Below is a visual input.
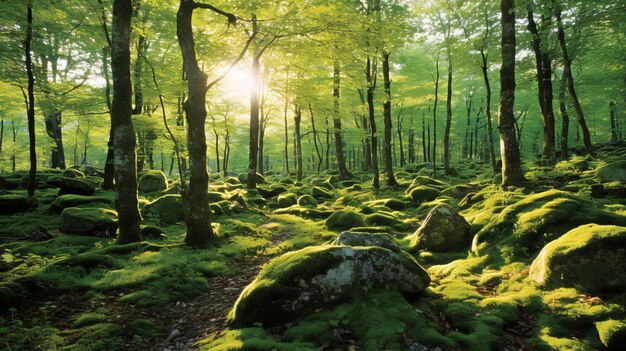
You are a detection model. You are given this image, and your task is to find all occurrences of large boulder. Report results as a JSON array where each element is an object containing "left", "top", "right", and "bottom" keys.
[
  {"left": 47, "top": 176, "right": 96, "bottom": 196},
  {"left": 407, "top": 204, "right": 470, "bottom": 252},
  {"left": 58, "top": 207, "right": 118, "bottom": 236},
  {"left": 325, "top": 209, "right": 366, "bottom": 231},
  {"left": 596, "top": 161, "right": 626, "bottom": 183},
  {"left": 407, "top": 186, "right": 441, "bottom": 203},
  {"left": 529, "top": 224, "right": 626, "bottom": 293},
  {"left": 228, "top": 245, "right": 430, "bottom": 327},
  {"left": 297, "top": 194, "right": 318, "bottom": 207},
  {"left": 277, "top": 193, "right": 297, "bottom": 208},
  {"left": 138, "top": 170, "right": 167, "bottom": 194},
  {"left": 50, "top": 194, "right": 113, "bottom": 212},
  {"left": 0, "top": 194, "right": 33, "bottom": 215},
  {"left": 332, "top": 231, "right": 400, "bottom": 252},
  {"left": 141, "top": 194, "right": 185, "bottom": 225}
]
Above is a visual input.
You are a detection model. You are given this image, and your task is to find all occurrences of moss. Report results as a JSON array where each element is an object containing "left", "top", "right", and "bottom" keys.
[
  {"left": 0, "top": 194, "right": 34, "bottom": 214},
  {"left": 62, "top": 322, "right": 123, "bottom": 351},
  {"left": 311, "top": 186, "right": 333, "bottom": 199},
  {"left": 51, "top": 194, "right": 113, "bottom": 212},
  {"left": 364, "top": 212, "right": 404, "bottom": 228},
  {"left": 277, "top": 193, "right": 298, "bottom": 208},
  {"left": 432, "top": 281, "right": 483, "bottom": 302},
  {"left": 297, "top": 194, "right": 318, "bottom": 207},
  {"left": 62, "top": 168, "right": 85, "bottom": 179},
  {"left": 58, "top": 207, "right": 118, "bottom": 236},
  {"left": 71, "top": 312, "right": 107, "bottom": 328},
  {"left": 407, "top": 186, "right": 441, "bottom": 203},
  {"left": 596, "top": 160, "right": 626, "bottom": 183},
  {"left": 127, "top": 318, "right": 159, "bottom": 337},
  {"left": 197, "top": 327, "right": 316, "bottom": 351},
  {"left": 141, "top": 194, "right": 185, "bottom": 225},
  {"left": 138, "top": 170, "right": 167, "bottom": 194},
  {"left": 596, "top": 319, "right": 626, "bottom": 349},
  {"left": 324, "top": 209, "right": 366, "bottom": 231}
]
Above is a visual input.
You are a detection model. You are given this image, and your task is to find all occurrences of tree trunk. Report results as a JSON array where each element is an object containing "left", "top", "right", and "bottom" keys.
[
  {"left": 24, "top": 3, "right": 36, "bottom": 197},
  {"left": 527, "top": 9, "right": 556, "bottom": 166},
  {"left": 366, "top": 57, "right": 379, "bottom": 189},
  {"left": 102, "top": 46, "right": 115, "bottom": 190},
  {"left": 555, "top": 6, "right": 596, "bottom": 157},
  {"left": 443, "top": 55, "right": 453, "bottom": 175},
  {"left": 132, "top": 34, "right": 147, "bottom": 115},
  {"left": 333, "top": 60, "right": 351, "bottom": 179},
  {"left": 176, "top": 0, "right": 217, "bottom": 247},
  {"left": 111, "top": 0, "right": 141, "bottom": 244},
  {"left": 247, "top": 53, "right": 261, "bottom": 189},
  {"left": 294, "top": 104, "right": 303, "bottom": 181},
  {"left": 558, "top": 70, "right": 569, "bottom": 159},
  {"left": 480, "top": 49, "right": 497, "bottom": 173},
  {"left": 283, "top": 73, "right": 290, "bottom": 174},
  {"left": 610, "top": 101, "right": 618, "bottom": 143},
  {"left": 381, "top": 51, "right": 397, "bottom": 187},
  {"left": 498, "top": 0, "right": 524, "bottom": 186},
  {"left": 309, "top": 103, "right": 323, "bottom": 173},
  {"left": 432, "top": 56, "right": 440, "bottom": 179},
  {"left": 211, "top": 117, "right": 220, "bottom": 173},
  {"left": 397, "top": 108, "right": 405, "bottom": 166}
]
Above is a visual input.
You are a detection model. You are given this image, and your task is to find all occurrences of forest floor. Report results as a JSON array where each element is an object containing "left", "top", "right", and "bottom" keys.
[{"left": 1, "top": 143, "right": 626, "bottom": 351}]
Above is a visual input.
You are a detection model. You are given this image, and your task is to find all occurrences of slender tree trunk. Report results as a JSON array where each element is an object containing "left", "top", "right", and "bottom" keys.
[
  {"left": 558, "top": 70, "right": 569, "bottom": 159},
  {"left": 555, "top": 6, "right": 596, "bottom": 157},
  {"left": 294, "top": 104, "right": 303, "bottom": 181},
  {"left": 247, "top": 53, "right": 261, "bottom": 188},
  {"left": 432, "top": 56, "right": 440, "bottom": 179},
  {"left": 498, "top": 0, "right": 524, "bottom": 186},
  {"left": 309, "top": 103, "right": 323, "bottom": 173},
  {"left": 24, "top": 3, "right": 36, "bottom": 197},
  {"left": 102, "top": 46, "right": 115, "bottom": 190},
  {"left": 366, "top": 57, "right": 380, "bottom": 189},
  {"left": 408, "top": 115, "right": 414, "bottom": 164},
  {"left": 381, "top": 51, "right": 397, "bottom": 187},
  {"left": 325, "top": 114, "right": 331, "bottom": 171},
  {"left": 212, "top": 117, "right": 220, "bottom": 173},
  {"left": 397, "top": 109, "right": 405, "bottom": 166},
  {"left": 0, "top": 117, "right": 4, "bottom": 155},
  {"left": 480, "top": 49, "right": 497, "bottom": 173},
  {"left": 444, "top": 54, "right": 453, "bottom": 175},
  {"left": 132, "top": 34, "right": 146, "bottom": 115},
  {"left": 333, "top": 60, "right": 351, "bottom": 179},
  {"left": 422, "top": 112, "right": 427, "bottom": 162},
  {"left": 610, "top": 101, "right": 618, "bottom": 143},
  {"left": 111, "top": 0, "right": 141, "bottom": 243},
  {"left": 283, "top": 72, "right": 290, "bottom": 174},
  {"left": 11, "top": 120, "right": 17, "bottom": 174},
  {"left": 176, "top": 0, "right": 218, "bottom": 247}
]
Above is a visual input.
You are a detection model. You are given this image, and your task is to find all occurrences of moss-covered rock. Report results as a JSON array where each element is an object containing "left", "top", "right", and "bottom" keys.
[
  {"left": 297, "top": 194, "right": 318, "bottom": 207},
  {"left": 46, "top": 176, "right": 96, "bottom": 196},
  {"left": 140, "top": 225, "right": 166, "bottom": 239},
  {"left": 596, "top": 161, "right": 626, "bottom": 183},
  {"left": 207, "top": 191, "right": 228, "bottom": 203},
  {"left": 596, "top": 319, "right": 626, "bottom": 350},
  {"left": 62, "top": 168, "right": 85, "bottom": 179},
  {"left": 441, "top": 184, "right": 476, "bottom": 200},
  {"left": 277, "top": 193, "right": 298, "bottom": 208},
  {"left": 138, "top": 170, "right": 167, "bottom": 194},
  {"left": 0, "top": 194, "right": 33, "bottom": 215},
  {"left": 58, "top": 207, "right": 118, "bottom": 236},
  {"left": 529, "top": 224, "right": 626, "bottom": 293},
  {"left": 311, "top": 186, "right": 333, "bottom": 199},
  {"left": 50, "top": 194, "right": 113, "bottom": 212},
  {"left": 258, "top": 185, "right": 288, "bottom": 199},
  {"left": 364, "top": 212, "right": 405, "bottom": 228},
  {"left": 238, "top": 172, "right": 267, "bottom": 184},
  {"left": 332, "top": 231, "right": 400, "bottom": 252},
  {"left": 228, "top": 245, "right": 430, "bottom": 327},
  {"left": 325, "top": 209, "right": 366, "bottom": 231},
  {"left": 407, "top": 186, "right": 441, "bottom": 203},
  {"left": 407, "top": 204, "right": 470, "bottom": 252},
  {"left": 141, "top": 194, "right": 185, "bottom": 225}
]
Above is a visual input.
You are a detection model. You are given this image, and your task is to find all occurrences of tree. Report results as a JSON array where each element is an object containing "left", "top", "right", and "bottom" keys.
[
  {"left": 24, "top": 1, "right": 36, "bottom": 197},
  {"left": 111, "top": 0, "right": 141, "bottom": 244},
  {"left": 333, "top": 59, "right": 352, "bottom": 180},
  {"left": 498, "top": 0, "right": 524, "bottom": 186},
  {"left": 381, "top": 50, "right": 398, "bottom": 186}
]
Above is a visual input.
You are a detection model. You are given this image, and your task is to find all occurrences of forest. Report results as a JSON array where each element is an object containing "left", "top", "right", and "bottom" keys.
[{"left": 0, "top": 0, "right": 625, "bottom": 350}]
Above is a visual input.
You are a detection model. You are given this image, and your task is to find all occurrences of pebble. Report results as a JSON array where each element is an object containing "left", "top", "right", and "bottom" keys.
[{"left": 165, "top": 329, "right": 181, "bottom": 343}]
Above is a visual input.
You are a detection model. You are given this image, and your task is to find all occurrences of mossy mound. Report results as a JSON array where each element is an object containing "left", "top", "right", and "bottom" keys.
[
  {"left": 58, "top": 207, "right": 118, "bottom": 236},
  {"left": 258, "top": 185, "right": 288, "bottom": 199},
  {"left": 325, "top": 209, "right": 366, "bottom": 231},
  {"left": 297, "top": 194, "right": 318, "bottom": 207},
  {"left": 529, "top": 224, "right": 626, "bottom": 293},
  {"left": 332, "top": 231, "right": 400, "bottom": 252},
  {"left": 277, "top": 193, "right": 297, "bottom": 208},
  {"left": 138, "top": 170, "right": 167, "bottom": 194},
  {"left": 50, "top": 194, "right": 113, "bottom": 212},
  {"left": 408, "top": 204, "right": 470, "bottom": 252},
  {"left": 596, "top": 160, "right": 626, "bottom": 183},
  {"left": 228, "top": 245, "right": 430, "bottom": 327},
  {"left": 62, "top": 168, "right": 85, "bottom": 179},
  {"left": 364, "top": 212, "right": 405, "bottom": 229},
  {"left": 407, "top": 176, "right": 448, "bottom": 190},
  {"left": 46, "top": 176, "right": 96, "bottom": 196},
  {"left": 441, "top": 184, "right": 477, "bottom": 200},
  {"left": 237, "top": 172, "right": 267, "bottom": 184},
  {"left": 596, "top": 319, "right": 626, "bottom": 350},
  {"left": 311, "top": 186, "right": 333, "bottom": 199},
  {"left": 140, "top": 225, "right": 166, "bottom": 239},
  {"left": 141, "top": 194, "right": 185, "bottom": 225},
  {"left": 273, "top": 205, "right": 332, "bottom": 219},
  {"left": 207, "top": 191, "right": 228, "bottom": 203},
  {"left": 407, "top": 186, "right": 441, "bottom": 203},
  {"left": 0, "top": 194, "right": 34, "bottom": 215}
]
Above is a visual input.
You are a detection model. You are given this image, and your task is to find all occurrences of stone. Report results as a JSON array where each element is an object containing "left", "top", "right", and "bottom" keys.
[
  {"left": 332, "top": 231, "right": 400, "bottom": 252},
  {"left": 141, "top": 194, "right": 185, "bottom": 225},
  {"left": 277, "top": 193, "right": 297, "bottom": 208},
  {"left": 596, "top": 161, "right": 626, "bottom": 183},
  {"left": 408, "top": 204, "right": 470, "bottom": 252},
  {"left": 0, "top": 194, "right": 33, "bottom": 215},
  {"left": 257, "top": 185, "right": 288, "bottom": 199},
  {"left": 325, "top": 209, "right": 366, "bottom": 231},
  {"left": 58, "top": 207, "right": 118, "bottom": 236},
  {"left": 311, "top": 186, "right": 333, "bottom": 199},
  {"left": 138, "top": 170, "right": 168, "bottom": 194},
  {"left": 228, "top": 245, "right": 430, "bottom": 327},
  {"left": 407, "top": 186, "right": 441, "bottom": 203},
  {"left": 47, "top": 176, "right": 96, "bottom": 196},
  {"left": 297, "top": 194, "right": 318, "bottom": 207},
  {"left": 141, "top": 225, "right": 166, "bottom": 239},
  {"left": 50, "top": 194, "right": 113, "bottom": 212},
  {"left": 62, "top": 168, "right": 85, "bottom": 179},
  {"left": 529, "top": 224, "right": 626, "bottom": 293}
]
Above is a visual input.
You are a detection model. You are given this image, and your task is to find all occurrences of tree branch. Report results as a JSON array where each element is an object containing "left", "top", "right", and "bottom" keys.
[{"left": 193, "top": 2, "right": 237, "bottom": 26}]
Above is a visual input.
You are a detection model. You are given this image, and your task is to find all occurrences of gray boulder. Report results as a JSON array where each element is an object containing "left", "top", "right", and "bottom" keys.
[
  {"left": 333, "top": 231, "right": 400, "bottom": 252},
  {"left": 407, "top": 204, "right": 470, "bottom": 252},
  {"left": 228, "top": 245, "right": 430, "bottom": 327},
  {"left": 529, "top": 224, "right": 626, "bottom": 293}
]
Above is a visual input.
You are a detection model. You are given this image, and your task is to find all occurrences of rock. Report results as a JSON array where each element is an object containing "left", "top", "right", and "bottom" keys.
[
  {"left": 62, "top": 168, "right": 85, "bottom": 179},
  {"left": 297, "top": 194, "right": 318, "bottom": 207},
  {"left": 257, "top": 185, "right": 287, "bottom": 199},
  {"left": 596, "top": 161, "right": 626, "bottom": 183},
  {"left": 364, "top": 212, "right": 405, "bottom": 229},
  {"left": 441, "top": 184, "right": 475, "bottom": 200},
  {"left": 325, "top": 209, "right": 366, "bottom": 231},
  {"left": 383, "top": 198, "right": 406, "bottom": 210},
  {"left": 311, "top": 186, "right": 333, "bottom": 199},
  {"left": 58, "top": 207, "right": 118, "bottom": 236},
  {"left": 333, "top": 231, "right": 400, "bottom": 252},
  {"left": 596, "top": 319, "right": 626, "bottom": 350},
  {"left": 277, "top": 193, "right": 297, "bottom": 208},
  {"left": 407, "top": 186, "right": 441, "bottom": 203},
  {"left": 84, "top": 166, "right": 103, "bottom": 177},
  {"left": 237, "top": 172, "right": 267, "bottom": 184},
  {"left": 408, "top": 204, "right": 470, "bottom": 252},
  {"left": 138, "top": 170, "right": 167, "bottom": 194},
  {"left": 228, "top": 245, "right": 430, "bottom": 327},
  {"left": 141, "top": 225, "right": 166, "bottom": 239},
  {"left": 207, "top": 191, "right": 228, "bottom": 203},
  {"left": 50, "top": 194, "right": 113, "bottom": 212},
  {"left": 0, "top": 194, "right": 33, "bottom": 215},
  {"left": 165, "top": 329, "right": 181, "bottom": 343},
  {"left": 141, "top": 195, "right": 185, "bottom": 225},
  {"left": 591, "top": 184, "right": 605, "bottom": 198},
  {"left": 529, "top": 224, "right": 626, "bottom": 293},
  {"left": 47, "top": 176, "right": 96, "bottom": 196},
  {"left": 0, "top": 176, "right": 20, "bottom": 190}
]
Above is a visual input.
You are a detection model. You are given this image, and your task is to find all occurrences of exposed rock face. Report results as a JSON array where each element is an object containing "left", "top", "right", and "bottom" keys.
[
  {"left": 141, "top": 194, "right": 185, "bottom": 225},
  {"left": 228, "top": 245, "right": 430, "bottom": 327},
  {"left": 333, "top": 231, "right": 400, "bottom": 252},
  {"left": 529, "top": 224, "right": 626, "bottom": 293},
  {"left": 408, "top": 204, "right": 470, "bottom": 252},
  {"left": 138, "top": 170, "right": 167, "bottom": 194},
  {"left": 47, "top": 176, "right": 96, "bottom": 196},
  {"left": 58, "top": 207, "right": 118, "bottom": 236}
]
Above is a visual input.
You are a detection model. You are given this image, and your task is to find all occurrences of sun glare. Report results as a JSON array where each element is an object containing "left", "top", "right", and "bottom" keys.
[{"left": 219, "top": 64, "right": 255, "bottom": 104}]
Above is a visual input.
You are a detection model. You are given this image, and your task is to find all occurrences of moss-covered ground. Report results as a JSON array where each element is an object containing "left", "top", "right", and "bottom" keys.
[{"left": 1, "top": 144, "right": 626, "bottom": 350}]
